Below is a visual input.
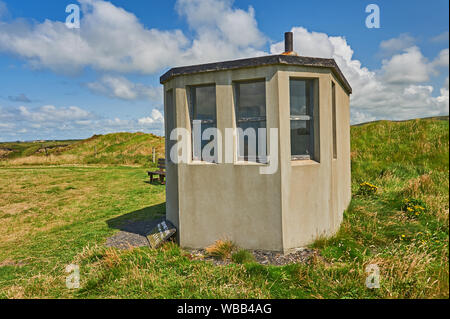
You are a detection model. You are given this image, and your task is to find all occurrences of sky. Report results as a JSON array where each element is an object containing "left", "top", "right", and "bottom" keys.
[{"left": 0, "top": 0, "right": 448, "bottom": 141}]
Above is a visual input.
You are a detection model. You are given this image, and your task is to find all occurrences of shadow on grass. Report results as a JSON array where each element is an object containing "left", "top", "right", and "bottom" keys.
[
  {"left": 143, "top": 180, "right": 165, "bottom": 185},
  {"left": 106, "top": 202, "right": 166, "bottom": 236}
]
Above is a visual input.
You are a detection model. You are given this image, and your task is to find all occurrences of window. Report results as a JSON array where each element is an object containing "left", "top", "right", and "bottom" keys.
[
  {"left": 235, "top": 80, "right": 267, "bottom": 162},
  {"left": 289, "top": 79, "right": 316, "bottom": 160},
  {"left": 332, "top": 82, "right": 337, "bottom": 159},
  {"left": 165, "top": 89, "right": 176, "bottom": 163},
  {"left": 189, "top": 85, "right": 217, "bottom": 162}
]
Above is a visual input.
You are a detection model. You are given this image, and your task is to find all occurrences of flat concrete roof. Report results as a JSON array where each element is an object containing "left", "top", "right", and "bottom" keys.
[{"left": 160, "top": 54, "right": 352, "bottom": 94}]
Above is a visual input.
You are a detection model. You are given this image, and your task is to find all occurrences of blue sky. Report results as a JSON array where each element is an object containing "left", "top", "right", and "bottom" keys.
[{"left": 0, "top": 0, "right": 448, "bottom": 141}]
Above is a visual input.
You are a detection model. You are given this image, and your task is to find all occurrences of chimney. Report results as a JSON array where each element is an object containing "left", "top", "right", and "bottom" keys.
[{"left": 282, "top": 32, "right": 298, "bottom": 56}]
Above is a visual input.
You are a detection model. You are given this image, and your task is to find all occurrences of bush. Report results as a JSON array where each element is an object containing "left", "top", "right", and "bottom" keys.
[
  {"left": 205, "top": 240, "right": 236, "bottom": 260},
  {"left": 402, "top": 198, "right": 427, "bottom": 218},
  {"left": 358, "top": 182, "right": 378, "bottom": 195},
  {"left": 231, "top": 249, "right": 255, "bottom": 264}
]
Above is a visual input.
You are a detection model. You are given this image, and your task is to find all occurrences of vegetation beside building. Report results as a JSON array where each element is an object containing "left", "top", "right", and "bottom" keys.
[{"left": 0, "top": 117, "right": 448, "bottom": 298}]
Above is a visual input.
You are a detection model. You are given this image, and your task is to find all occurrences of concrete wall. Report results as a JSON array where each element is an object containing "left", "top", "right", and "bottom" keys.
[
  {"left": 164, "top": 89, "right": 179, "bottom": 232},
  {"left": 277, "top": 66, "right": 351, "bottom": 251},
  {"left": 163, "top": 64, "right": 351, "bottom": 252}
]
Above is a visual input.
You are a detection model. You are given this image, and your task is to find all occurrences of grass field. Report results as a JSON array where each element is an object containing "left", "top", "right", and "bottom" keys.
[{"left": 0, "top": 118, "right": 448, "bottom": 299}]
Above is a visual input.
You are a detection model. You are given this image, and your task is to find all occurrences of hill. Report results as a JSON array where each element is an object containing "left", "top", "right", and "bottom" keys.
[
  {"left": 351, "top": 117, "right": 449, "bottom": 180},
  {"left": 0, "top": 132, "right": 164, "bottom": 167},
  {"left": 0, "top": 139, "right": 80, "bottom": 160}
]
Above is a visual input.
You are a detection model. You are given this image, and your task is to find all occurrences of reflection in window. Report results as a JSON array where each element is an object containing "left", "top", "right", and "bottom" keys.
[
  {"left": 235, "top": 80, "right": 266, "bottom": 162},
  {"left": 189, "top": 85, "right": 217, "bottom": 162},
  {"left": 290, "top": 79, "right": 315, "bottom": 160}
]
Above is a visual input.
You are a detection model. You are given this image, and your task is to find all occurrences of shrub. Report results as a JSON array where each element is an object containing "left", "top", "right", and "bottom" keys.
[
  {"left": 358, "top": 182, "right": 378, "bottom": 195},
  {"left": 402, "top": 198, "right": 427, "bottom": 218},
  {"left": 205, "top": 240, "right": 236, "bottom": 260},
  {"left": 231, "top": 249, "right": 255, "bottom": 264}
]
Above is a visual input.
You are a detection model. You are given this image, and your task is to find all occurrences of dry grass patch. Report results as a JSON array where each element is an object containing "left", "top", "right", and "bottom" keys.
[
  {"left": 366, "top": 243, "right": 448, "bottom": 298},
  {"left": 0, "top": 169, "right": 99, "bottom": 247},
  {"left": 403, "top": 173, "right": 434, "bottom": 197},
  {"left": 3, "top": 154, "right": 80, "bottom": 166},
  {"left": 206, "top": 240, "right": 237, "bottom": 260}
]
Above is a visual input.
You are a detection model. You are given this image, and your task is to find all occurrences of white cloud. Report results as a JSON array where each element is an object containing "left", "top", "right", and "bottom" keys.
[
  {"left": 0, "top": 0, "right": 267, "bottom": 74},
  {"left": 381, "top": 46, "right": 430, "bottom": 84},
  {"left": 0, "top": 104, "right": 164, "bottom": 140},
  {"left": 138, "top": 109, "right": 164, "bottom": 125},
  {"left": 437, "top": 76, "right": 449, "bottom": 109},
  {"left": 0, "top": 104, "right": 95, "bottom": 138},
  {"left": 86, "top": 75, "right": 162, "bottom": 101},
  {"left": 270, "top": 27, "right": 449, "bottom": 123},
  {"left": 17, "top": 105, "right": 95, "bottom": 123},
  {"left": 0, "top": 0, "right": 448, "bottom": 129},
  {"left": 175, "top": 0, "right": 266, "bottom": 63},
  {"left": 379, "top": 34, "right": 415, "bottom": 55},
  {"left": 350, "top": 110, "right": 376, "bottom": 125},
  {"left": 430, "top": 31, "right": 449, "bottom": 43},
  {"left": 0, "top": 0, "right": 190, "bottom": 74},
  {"left": 0, "top": 122, "right": 15, "bottom": 129},
  {"left": 431, "top": 48, "right": 449, "bottom": 69}
]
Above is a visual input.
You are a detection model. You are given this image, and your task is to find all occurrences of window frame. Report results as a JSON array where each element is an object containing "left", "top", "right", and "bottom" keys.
[
  {"left": 233, "top": 78, "right": 268, "bottom": 163},
  {"left": 289, "top": 77, "right": 320, "bottom": 162},
  {"left": 332, "top": 81, "right": 337, "bottom": 160},
  {"left": 165, "top": 89, "right": 176, "bottom": 164},
  {"left": 187, "top": 83, "right": 218, "bottom": 163}
]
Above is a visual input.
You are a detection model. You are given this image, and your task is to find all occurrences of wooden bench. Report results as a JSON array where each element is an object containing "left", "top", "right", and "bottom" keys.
[{"left": 148, "top": 158, "right": 166, "bottom": 184}]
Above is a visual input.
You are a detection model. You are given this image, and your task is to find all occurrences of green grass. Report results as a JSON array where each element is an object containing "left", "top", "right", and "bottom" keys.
[
  {"left": 0, "top": 118, "right": 448, "bottom": 298},
  {"left": 232, "top": 249, "right": 256, "bottom": 264},
  {"left": 0, "top": 166, "right": 165, "bottom": 298}
]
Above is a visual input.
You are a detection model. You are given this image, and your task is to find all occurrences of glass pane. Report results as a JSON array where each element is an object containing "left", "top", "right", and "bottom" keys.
[
  {"left": 189, "top": 85, "right": 217, "bottom": 162},
  {"left": 290, "top": 79, "right": 312, "bottom": 116},
  {"left": 192, "top": 122, "right": 216, "bottom": 161},
  {"left": 290, "top": 120, "right": 311, "bottom": 158},
  {"left": 289, "top": 79, "right": 314, "bottom": 158},
  {"left": 237, "top": 120, "right": 266, "bottom": 161},
  {"left": 236, "top": 81, "right": 266, "bottom": 120},
  {"left": 332, "top": 82, "right": 337, "bottom": 159},
  {"left": 235, "top": 80, "right": 266, "bottom": 162},
  {"left": 191, "top": 85, "right": 216, "bottom": 120},
  {"left": 165, "top": 90, "right": 176, "bottom": 163}
]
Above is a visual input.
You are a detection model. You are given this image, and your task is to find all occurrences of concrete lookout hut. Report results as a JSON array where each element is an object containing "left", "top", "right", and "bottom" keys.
[{"left": 160, "top": 32, "right": 352, "bottom": 253}]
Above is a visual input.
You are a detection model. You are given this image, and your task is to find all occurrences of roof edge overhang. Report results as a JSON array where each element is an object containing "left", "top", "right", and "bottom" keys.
[{"left": 160, "top": 54, "right": 352, "bottom": 94}]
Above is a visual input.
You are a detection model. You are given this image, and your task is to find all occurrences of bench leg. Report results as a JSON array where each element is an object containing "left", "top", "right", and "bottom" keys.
[{"left": 150, "top": 174, "right": 153, "bottom": 183}]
